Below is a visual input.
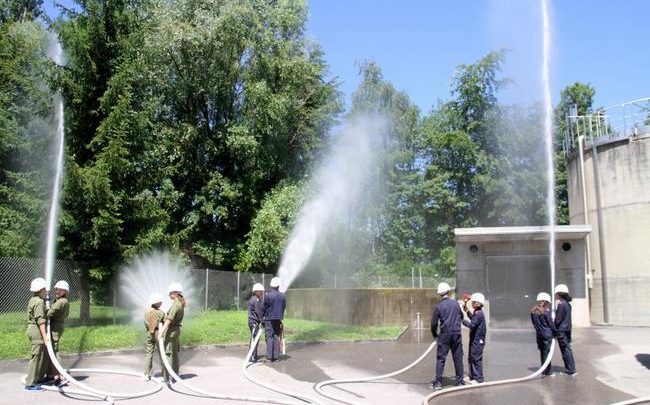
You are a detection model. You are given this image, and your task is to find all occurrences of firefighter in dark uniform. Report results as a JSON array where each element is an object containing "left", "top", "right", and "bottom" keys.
[
  {"left": 430, "top": 282, "right": 464, "bottom": 390},
  {"left": 462, "top": 292, "right": 486, "bottom": 384},
  {"left": 554, "top": 284, "right": 576, "bottom": 375},
  {"left": 143, "top": 292, "right": 165, "bottom": 380},
  {"left": 530, "top": 292, "right": 556, "bottom": 376},
  {"left": 25, "top": 278, "right": 48, "bottom": 391},
  {"left": 263, "top": 277, "right": 286, "bottom": 362},
  {"left": 248, "top": 283, "right": 265, "bottom": 362}
]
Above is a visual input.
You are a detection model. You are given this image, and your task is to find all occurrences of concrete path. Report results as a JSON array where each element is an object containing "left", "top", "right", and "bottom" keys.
[{"left": 2, "top": 326, "right": 649, "bottom": 405}]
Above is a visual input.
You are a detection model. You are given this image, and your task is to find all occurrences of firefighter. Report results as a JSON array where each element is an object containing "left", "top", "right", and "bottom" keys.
[
  {"left": 45, "top": 280, "right": 70, "bottom": 385},
  {"left": 530, "top": 292, "right": 556, "bottom": 377},
  {"left": 430, "top": 282, "right": 464, "bottom": 390},
  {"left": 247, "top": 283, "right": 265, "bottom": 362},
  {"left": 25, "top": 278, "right": 48, "bottom": 391},
  {"left": 143, "top": 292, "right": 165, "bottom": 380},
  {"left": 263, "top": 277, "right": 286, "bottom": 362},
  {"left": 462, "top": 292, "right": 486, "bottom": 384},
  {"left": 554, "top": 284, "right": 576, "bottom": 375},
  {"left": 160, "top": 283, "right": 185, "bottom": 382}
]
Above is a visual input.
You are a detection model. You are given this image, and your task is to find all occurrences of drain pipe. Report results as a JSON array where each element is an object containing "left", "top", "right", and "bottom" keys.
[
  {"left": 590, "top": 139, "right": 610, "bottom": 323},
  {"left": 577, "top": 136, "right": 593, "bottom": 296}
]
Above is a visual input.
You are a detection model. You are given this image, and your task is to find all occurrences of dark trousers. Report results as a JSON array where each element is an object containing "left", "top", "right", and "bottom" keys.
[
  {"left": 249, "top": 323, "right": 262, "bottom": 361},
  {"left": 265, "top": 320, "right": 282, "bottom": 361},
  {"left": 468, "top": 338, "right": 484, "bottom": 382},
  {"left": 557, "top": 331, "right": 576, "bottom": 374},
  {"left": 537, "top": 335, "right": 553, "bottom": 375},
  {"left": 434, "top": 332, "right": 464, "bottom": 385}
]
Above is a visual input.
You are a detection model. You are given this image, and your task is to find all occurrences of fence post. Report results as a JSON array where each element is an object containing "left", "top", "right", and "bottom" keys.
[
  {"left": 262, "top": 273, "right": 265, "bottom": 288},
  {"left": 204, "top": 268, "right": 209, "bottom": 311},
  {"left": 419, "top": 268, "right": 423, "bottom": 288},
  {"left": 334, "top": 274, "right": 337, "bottom": 288},
  {"left": 411, "top": 267, "right": 415, "bottom": 288},
  {"left": 236, "top": 271, "right": 241, "bottom": 309}
]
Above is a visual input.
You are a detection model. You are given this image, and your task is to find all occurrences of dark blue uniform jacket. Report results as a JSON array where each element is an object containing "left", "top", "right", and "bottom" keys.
[
  {"left": 554, "top": 300, "right": 572, "bottom": 332},
  {"left": 263, "top": 289, "right": 286, "bottom": 321},
  {"left": 431, "top": 297, "right": 462, "bottom": 337},
  {"left": 531, "top": 308, "right": 557, "bottom": 338},
  {"left": 462, "top": 308, "right": 486, "bottom": 341},
  {"left": 248, "top": 296, "right": 263, "bottom": 326}
]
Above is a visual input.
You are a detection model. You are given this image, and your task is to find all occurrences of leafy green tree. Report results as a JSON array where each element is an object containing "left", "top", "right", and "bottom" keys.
[
  {"left": 0, "top": 20, "right": 51, "bottom": 256},
  {"left": 0, "top": 0, "right": 43, "bottom": 23}
]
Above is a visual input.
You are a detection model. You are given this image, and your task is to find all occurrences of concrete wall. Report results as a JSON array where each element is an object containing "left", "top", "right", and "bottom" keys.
[
  {"left": 285, "top": 288, "right": 441, "bottom": 326},
  {"left": 566, "top": 134, "right": 650, "bottom": 326}
]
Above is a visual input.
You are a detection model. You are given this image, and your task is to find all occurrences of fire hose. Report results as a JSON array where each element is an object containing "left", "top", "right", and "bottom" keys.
[
  {"left": 156, "top": 323, "right": 319, "bottom": 405},
  {"left": 313, "top": 339, "right": 438, "bottom": 405},
  {"left": 27, "top": 319, "right": 164, "bottom": 404},
  {"left": 421, "top": 339, "right": 556, "bottom": 404}
]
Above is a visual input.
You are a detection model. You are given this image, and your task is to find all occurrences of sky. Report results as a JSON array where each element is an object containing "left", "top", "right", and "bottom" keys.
[
  {"left": 42, "top": 0, "right": 649, "bottom": 113},
  {"left": 306, "top": 0, "right": 650, "bottom": 112}
]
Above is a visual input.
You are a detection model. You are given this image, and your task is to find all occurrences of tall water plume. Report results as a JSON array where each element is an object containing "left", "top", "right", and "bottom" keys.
[
  {"left": 277, "top": 115, "right": 387, "bottom": 292},
  {"left": 541, "top": 0, "right": 556, "bottom": 299},
  {"left": 119, "top": 251, "right": 198, "bottom": 321},
  {"left": 44, "top": 34, "right": 65, "bottom": 288}
]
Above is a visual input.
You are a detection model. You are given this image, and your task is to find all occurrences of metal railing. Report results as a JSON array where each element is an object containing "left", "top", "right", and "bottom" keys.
[{"left": 563, "top": 97, "right": 650, "bottom": 155}]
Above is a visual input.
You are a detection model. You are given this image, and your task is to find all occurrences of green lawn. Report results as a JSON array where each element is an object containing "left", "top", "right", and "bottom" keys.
[{"left": 0, "top": 308, "right": 403, "bottom": 360}]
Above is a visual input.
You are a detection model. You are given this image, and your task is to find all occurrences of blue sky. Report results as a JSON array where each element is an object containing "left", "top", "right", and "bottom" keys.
[
  {"left": 306, "top": 0, "right": 650, "bottom": 112},
  {"left": 43, "top": 0, "right": 649, "bottom": 113}
]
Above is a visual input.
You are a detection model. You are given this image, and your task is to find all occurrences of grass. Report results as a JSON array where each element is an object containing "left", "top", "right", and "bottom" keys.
[{"left": 0, "top": 308, "right": 403, "bottom": 360}]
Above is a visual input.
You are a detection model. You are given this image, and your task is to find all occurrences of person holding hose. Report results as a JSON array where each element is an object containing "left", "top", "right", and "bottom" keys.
[
  {"left": 263, "top": 277, "right": 286, "bottom": 362},
  {"left": 25, "top": 277, "right": 48, "bottom": 391},
  {"left": 554, "top": 284, "right": 577, "bottom": 376},
  {"left": 530, "top": 292, "right": 556, "bottom": 377},
  {"left": 430, "top": 282, "right": 464, "bottom": 390},
  {"left": 160, "top": 283, "right": 185, "bottom": 382},
  {"left": 461, "top": 292, "right": 486, "bottom": 384},
  {"left": 144, "top": 292, "right": 165, "bottom": 380},
  {"left": 248, "top": 283, "right": 265, "bottom": 362},
  {"left": 45, "top": 280, "right": 70, "bottom": 386}
]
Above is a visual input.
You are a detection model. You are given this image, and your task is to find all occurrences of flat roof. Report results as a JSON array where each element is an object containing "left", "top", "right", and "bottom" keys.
[{"left": 454, "top": 225, "right": 591, "bottom": 243}]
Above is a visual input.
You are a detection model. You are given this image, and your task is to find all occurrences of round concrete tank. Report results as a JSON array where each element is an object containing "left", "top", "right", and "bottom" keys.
[{"left": 566, "top": 125, "right": 650, "bottom": 326}]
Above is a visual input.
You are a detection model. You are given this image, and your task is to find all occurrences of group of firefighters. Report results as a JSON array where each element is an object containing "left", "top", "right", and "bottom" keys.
[
  {"left": 431, "top": 282, "right": 576, "bottom": 390},
  {"left": 24, "top": 275, "right": 573, "bottom": 393}
]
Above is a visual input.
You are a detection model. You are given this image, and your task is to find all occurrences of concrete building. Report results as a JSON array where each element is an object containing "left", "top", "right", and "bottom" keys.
[
  {"left": 564, "top": 98, "right": 650, "bottom": 326},
  {"left": 455, "top": 226, "right": 591, "bottom": 328}
]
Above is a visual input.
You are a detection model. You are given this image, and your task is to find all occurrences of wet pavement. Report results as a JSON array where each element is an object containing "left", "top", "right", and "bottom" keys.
[{"left": 2, "top": 326, "right": 649, "bottom": 405}]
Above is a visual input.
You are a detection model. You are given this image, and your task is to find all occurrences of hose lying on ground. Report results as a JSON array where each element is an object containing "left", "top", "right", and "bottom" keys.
[
  {"left": 609, "top": 396, "right": 650, "bottom": 405},
  {"left": 421, "top": 339, "right": 557, "bottom": 404},
  {"left": 313, "top": 338, "right": 438, "bottom": 405},
  {"left": 31, "top": 321, "right": 164, "bottom": 404},
  {"left": 243, "top": 326, "right": 327, "bottom": 405},
  {"left": 156, "top": 324, "right": 310, "bottom": 405}
]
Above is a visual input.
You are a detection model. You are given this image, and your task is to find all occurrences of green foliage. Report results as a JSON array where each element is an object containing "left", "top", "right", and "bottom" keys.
[
  {"left": 236, "top": 182, "right": 302, "bottom": 272},
  {"left": 0, "top": 20, "right": 51, "bottom": 256}
]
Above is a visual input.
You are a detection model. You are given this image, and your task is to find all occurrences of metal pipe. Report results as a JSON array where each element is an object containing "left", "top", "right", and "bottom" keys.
[
  {"left": 577, "top": 136, "right": 593, "bottom": 295},
  {"left": 591, "top": 141, "right": 611, "bottom": 323}
]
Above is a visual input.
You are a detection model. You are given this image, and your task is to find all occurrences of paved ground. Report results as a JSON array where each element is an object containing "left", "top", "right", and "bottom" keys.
[{"left": 2, "top": 326, "right": 649, "bottom": 405}]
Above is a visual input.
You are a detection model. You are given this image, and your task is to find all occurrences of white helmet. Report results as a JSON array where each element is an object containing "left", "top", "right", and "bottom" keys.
[
  {"left": 148, "top": 292, "right": 163, "bottom": 306},
  {"left": 437, "top": 282, "right": 451, "bottom": 295},
  {"left": 30, "top": 277, "right": 47, "bottom": 292},
  {"left": 168, "top": 283, "right": 183, "bottom": 294},
  {"left": 270, "top": 277, "right": 281, "bottom": 288},
  {"left": 470, "top": 292, "right": 485, "bottom": 305},
  {"left": 554, "top": 284, "right": 569, "bottom": 294},
  {"left": 252, "top": 283, "right": 265, "bottom": 292},
  {"left": 537, "top": 292, "right": 551, "bottom": 302},
  {"left": 54, "top": 280, "right": 69, "bottom": 291}
]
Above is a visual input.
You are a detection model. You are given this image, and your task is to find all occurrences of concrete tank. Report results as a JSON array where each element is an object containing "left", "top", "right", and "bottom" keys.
[{"left": 566, "top": 133, "right": 650, "bottom": 326}]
